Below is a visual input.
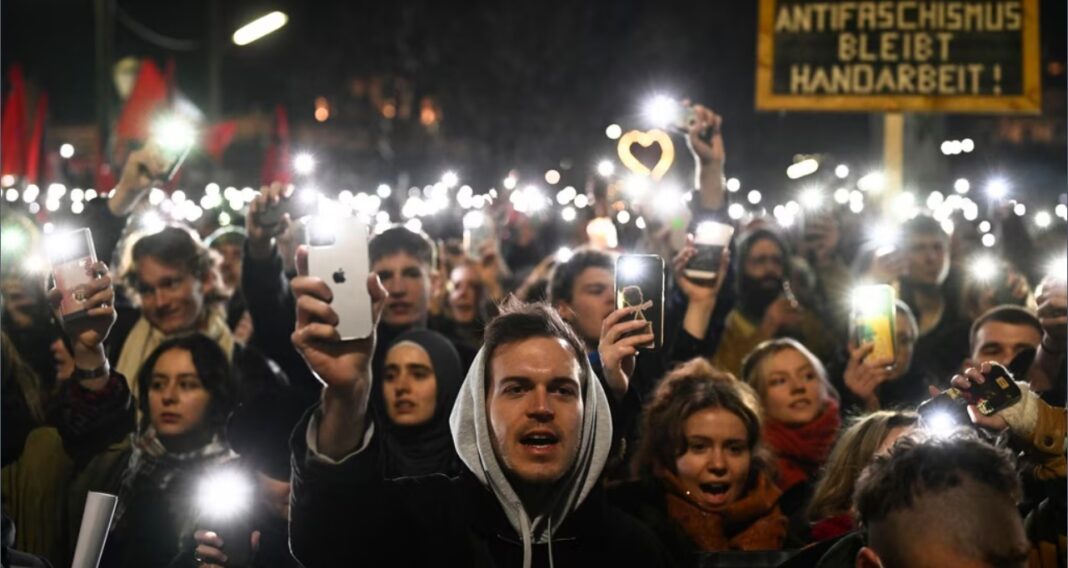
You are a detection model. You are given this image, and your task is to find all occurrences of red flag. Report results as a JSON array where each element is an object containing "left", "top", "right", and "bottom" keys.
[
  {"left": 114, "top": 59, "right": 168, "bottom": 147},
  {"left": 23, "top": 91, "right": 47, "bottom": 184},
  {"left": 203, "top": 120, "right": 237, "bottom": 161},
  {"left": 260, "top": 104, "right": 291, "bottom": 185},
  {"left": 1, "top": 65, "right": 27, "bottom": 177}
]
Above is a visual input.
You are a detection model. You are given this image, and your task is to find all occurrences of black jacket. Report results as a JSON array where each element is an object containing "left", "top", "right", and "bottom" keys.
[{"left": 288, "top": 411, "right": 666, "bottom": 568}]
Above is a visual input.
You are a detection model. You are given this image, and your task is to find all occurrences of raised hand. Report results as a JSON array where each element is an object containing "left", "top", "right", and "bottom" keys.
[
  {"left": 290, "top": 247, "right": 387, "bottom": 393},
  {"left": 598, "top": 303, "right": 654, "bottom": 401},
  {"left": 672, "top": 235, "right": 730, "bottom": 307},
  {"left": 247, "top": 182, "right": 293, "bottom": 260},
  {"left": 110, "top": 145, "right": 169, "bottom": 215},
  {"left": 47, "top": 261, "right": 116, "bottom": 352},
  {"left": 761, "top": 296, "right": 803, "bottom": 337},
  {"left": 843, "top": 342, "right": 893, "bottom": 411},
  {"left": 290, "top": 245, "right": 388, "bottom": 458},
  {"left": 948, "top": 362, "right": 1008, "bottom": 431},
  {"left": 684, "top": 102, "right": 724, "bottom": 167}
]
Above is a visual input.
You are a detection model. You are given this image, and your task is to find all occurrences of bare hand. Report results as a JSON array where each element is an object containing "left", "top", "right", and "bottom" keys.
[
  {"left": 868, "top": 248, "right": 906, "bottom": 284},
  {"left": 247, "top": 182, "right": 293, "bottom": 260},
  {"left": 111, "top": 145, "right": 168, "bottom": 215},
  {"left": 598, "top": 303, "right": 655, "bottom": 400},
  {"left": 47, "top": 261, "right": 116, "bottom": 351},
  {"left": 672, "top": 235, "right": 730, "bottom": 307},
  {"left": 684, "top": 102, "right": 724, "bottom": 167},
  {"left": 291, "top": 246, "right": 388, "bottom": 393},
  {"left": 843, "top": 342, "right": 893, "bottom": 410},
  {"left": 761, "top": 296, "right": 803, "bottom": 336},
  {"left": 1036, "top": 277, "right": 1067, "bottom": 347},
  {"left": 799, "top": 216, "right": 840, "bottom": 267},
  {"left": 948, "top": 362, "right": 1009, "bottom": 430},
  {"left": 193, "top": 529, "right": 260, "bottom": 568}
]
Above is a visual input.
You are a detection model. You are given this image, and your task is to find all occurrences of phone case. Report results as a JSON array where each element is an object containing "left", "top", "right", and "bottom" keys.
[
  {"left": 49, "top": 228, "right": 97, "bottom": 321},
  {"left": 615, "top": 254, "right": 665, "bottom": 350},
  {"left": 956, "top": 363, "right": 1022, "bottom": 416},
  {"left": 308, "top": 219, "right": 373, "bottom": 340},
  {"left": 851, "top": 284, "right": 897, "bottom": 362}
]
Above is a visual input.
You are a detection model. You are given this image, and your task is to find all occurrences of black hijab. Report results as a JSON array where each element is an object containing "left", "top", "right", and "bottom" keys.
[{"left": 374, "top": 329, "right": 464, "bottom": 478}]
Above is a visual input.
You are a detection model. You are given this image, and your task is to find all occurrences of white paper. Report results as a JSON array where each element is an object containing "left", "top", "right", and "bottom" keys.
[{"left": 71, "top": 491, "right": 118, "bottom": 568}]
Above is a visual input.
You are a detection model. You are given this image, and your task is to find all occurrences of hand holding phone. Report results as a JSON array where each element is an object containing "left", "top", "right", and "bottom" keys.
[
  {"left": 921, "top": 362, "right": 1023, "bottom": 433},
  {"left": 851, "top": 284, "right": 897, "bottom": 364},
  {"left": 614, "top": 254, "right": 665, "bottom": 350},
  {"left": 307, "top": 217, "right": 373, "bottom": 341}
]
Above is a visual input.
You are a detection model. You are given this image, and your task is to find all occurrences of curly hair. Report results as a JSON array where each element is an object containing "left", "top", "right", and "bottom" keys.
[{"left": 633, "top": 358, "right": 772, "bottom": 488}]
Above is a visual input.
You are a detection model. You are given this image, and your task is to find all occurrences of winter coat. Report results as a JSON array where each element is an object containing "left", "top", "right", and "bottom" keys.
[
  {"left": 288, "top": 346, "right": 666, "bottom": 567},
  {"left": 608, "top": 473, "right": 787, "bottom": 567}
]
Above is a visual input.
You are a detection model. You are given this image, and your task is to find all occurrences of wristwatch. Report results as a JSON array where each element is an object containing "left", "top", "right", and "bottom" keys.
[{"left": 72, "top": 363, "right": 110, "bottom": 381}]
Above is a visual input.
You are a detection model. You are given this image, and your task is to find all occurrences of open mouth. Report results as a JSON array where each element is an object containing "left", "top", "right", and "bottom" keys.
[
  {"left": 699, "top": 482, "right": 731, "bottom": 496},
  {"left": 520, "top": 432, "right": 559, "bottom": 449},
  {"left": 789, "top": 399, "right": 812, "bottom": 409},
  {"left": 160, "top": 412, "right": 182, "bottom": 423},
  {"left": 394, "top": 400, "right": 415, "bottom": 412}
]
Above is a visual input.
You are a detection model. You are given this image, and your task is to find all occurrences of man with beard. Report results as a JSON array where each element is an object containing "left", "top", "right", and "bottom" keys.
[{"left": 710, "top": 228, "right": 833, "bottom": 376}]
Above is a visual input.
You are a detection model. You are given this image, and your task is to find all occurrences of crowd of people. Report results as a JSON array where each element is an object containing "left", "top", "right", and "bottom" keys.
[{"left": 1, "top": 104, "right": 1065, "bottom": 568}]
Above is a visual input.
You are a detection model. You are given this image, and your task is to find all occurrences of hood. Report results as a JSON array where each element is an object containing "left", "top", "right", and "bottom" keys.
[{"left": 449, "top": 345, "right": 613, "bottom": 568}]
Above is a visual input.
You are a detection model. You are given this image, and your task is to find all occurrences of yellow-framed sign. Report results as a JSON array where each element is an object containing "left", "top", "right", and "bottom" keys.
[{"left": 755, "top": 0, "right": 1040, "bottom": 113}]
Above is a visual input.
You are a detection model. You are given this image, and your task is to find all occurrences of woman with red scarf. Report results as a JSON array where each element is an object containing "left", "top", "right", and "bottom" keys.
[
  {"left": 740, "top": 338, "right": 841, "bottom": 545},
  {"left": 609, "top": 358, "right": 788, "bottom": 566}
]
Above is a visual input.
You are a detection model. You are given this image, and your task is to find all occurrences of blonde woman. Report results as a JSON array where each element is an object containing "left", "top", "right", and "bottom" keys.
[{"left": 807, "top": 411, "right": 919, "bottom": 541}]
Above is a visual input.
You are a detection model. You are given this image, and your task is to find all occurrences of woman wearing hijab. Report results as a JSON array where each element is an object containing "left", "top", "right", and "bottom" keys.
[{"left": 374, "top": 329, "right": 464, "bottom": 478}]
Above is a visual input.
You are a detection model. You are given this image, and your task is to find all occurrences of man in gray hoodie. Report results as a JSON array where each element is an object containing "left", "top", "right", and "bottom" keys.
[{"left": 282, "top": 246, "right": 664, "bottom": 567}]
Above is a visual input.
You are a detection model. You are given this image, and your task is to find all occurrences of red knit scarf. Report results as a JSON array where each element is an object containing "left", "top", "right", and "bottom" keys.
[{"left": 763, "top": 399, "right": 841, "bottom": 491}]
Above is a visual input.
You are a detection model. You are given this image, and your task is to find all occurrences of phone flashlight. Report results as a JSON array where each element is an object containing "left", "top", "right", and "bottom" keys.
[
  {"left": 555, "top": 247, "right": 573, "bottom": 263},
  {"left": 197, "top": 469, "right": 254, "bottom": 567},
  {"left": 618, "top": 255, "right": 645, "bottom": 280},
  {"left": 969, "top": 255, "right": 999, "bottom": 283},
  {"left": 307, "top": 215, "right": 340, "bottom": 247},
  {"left": 922, "top": 409, "right": 964, "bottom": 439},
  {"left": 149, "top": 114, "right": 196, "bottom": 182},
  {"left": 1047, "top": 256, "right": 1067, "bottom": 281}
]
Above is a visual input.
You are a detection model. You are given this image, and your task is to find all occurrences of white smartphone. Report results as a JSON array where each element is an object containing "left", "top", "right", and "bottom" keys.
[{"left": 307, "top": 217, "right": 373, "bottom": 340}]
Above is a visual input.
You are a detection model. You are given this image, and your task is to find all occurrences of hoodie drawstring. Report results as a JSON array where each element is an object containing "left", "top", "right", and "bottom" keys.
[
  {"left": 547, "top": 517, "right": 555, "bottom": 568},
  {"left": 520, "top": 508, "right": 533, "bottom": 568}
]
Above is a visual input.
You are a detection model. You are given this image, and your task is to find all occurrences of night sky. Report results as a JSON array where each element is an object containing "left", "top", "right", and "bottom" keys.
[{"left": 2, "top": 0, "right": 1065, "bottom": 203}]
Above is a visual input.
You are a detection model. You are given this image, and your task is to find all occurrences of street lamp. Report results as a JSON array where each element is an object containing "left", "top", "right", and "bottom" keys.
[{"left": 232, "top": 11, "right": 289, "bottom": 46}]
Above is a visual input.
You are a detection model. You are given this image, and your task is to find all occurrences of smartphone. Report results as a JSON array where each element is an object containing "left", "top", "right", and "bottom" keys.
[
  {"left": 47, "top": 228, "right": 97, "bottom": 322},
  {"left": 615, "top": 254, "right": 665, "bottom": 350},
  {"left": 307, "top": 217, "right": 373, "bottom": 340},
  {"left": 254, "top": 192, "right": 318, "bottom": 228},
  {"left": 662, "top": 99, "right": 713, "bottom": 142},
  {"left": 686, "top": 221, "right": 733, "bottom": 280},
  {"left": 920, "top": 362, "right": 1022, "bottom": 424},
  {"left": 462, "top": 212, "right": 495, "bottom": 259},
  {"left": 851, "top": 284, "right": 897, "bottom": 363},
  {"left": 213, "top": 517, "right": 252, "bottom": 568}
]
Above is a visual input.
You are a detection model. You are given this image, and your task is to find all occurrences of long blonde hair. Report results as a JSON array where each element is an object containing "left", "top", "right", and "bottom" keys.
[
  {"left": 807, "top": 410, "right": 919, "bottom": 521},
  {"left": 739, "top": 338, "right": 839, "bottom": 403}
]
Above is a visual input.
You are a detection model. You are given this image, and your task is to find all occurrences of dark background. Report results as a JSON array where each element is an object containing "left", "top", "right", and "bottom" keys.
[{"left": 2, "top": 0, "right": 1065, "bottom": 205}]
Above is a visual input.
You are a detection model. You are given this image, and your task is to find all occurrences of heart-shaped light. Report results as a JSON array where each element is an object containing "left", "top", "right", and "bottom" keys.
[{"left": 617, "top": 129, "right": 675, "bottom": 181}]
